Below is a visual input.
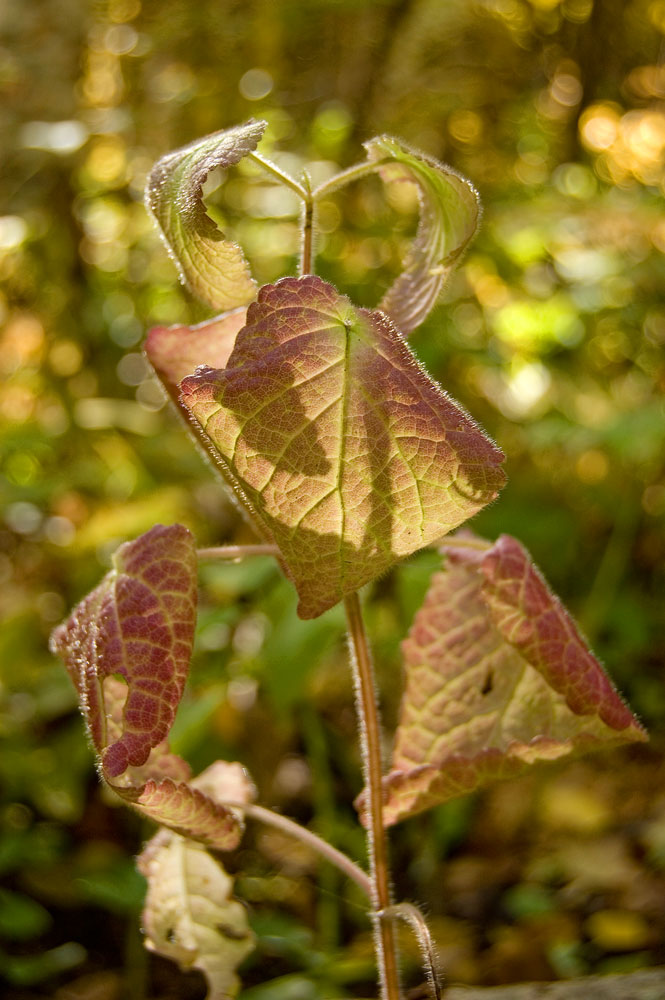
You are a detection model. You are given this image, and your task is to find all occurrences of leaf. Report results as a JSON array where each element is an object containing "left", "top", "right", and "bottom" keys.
[
  {"left": 145, "top": 309, "right": 247, "bottom": 397},
  {"left": 145, "top": 120, "right": 266, "bottom": 310},
  {"left": 120, "top": 760, "right": 254, "bottom": 852},
  {"left": 138, "top": 828, "right": 255, "bottom": 1000},
  {"left": 180, "top": 275, "right": 505, "bottom": 619},
  {"left": 371, "top": 533, "right": 646, "bottom": 826},
  {"left": 50, "top": 524, "right": 198, "bottom": 779},
  {"left": 364, "top": 135, "right": 480, "bottom": 335}
]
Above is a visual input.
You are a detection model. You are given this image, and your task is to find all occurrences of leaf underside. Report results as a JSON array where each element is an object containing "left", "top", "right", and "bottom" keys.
[
  {"left": 365, "top": 135, "right": 480, "bottom": 336},
  {"left": 138, "top": 826, "right": 255, "bottom": 1000},
  {"left": 50, "top": 524, "right": 198, "bottom": 778},
  {"left": 50, "top": 525, "right": 253, "bottom": 850},
  {"left": 145, "top": 120, "right": 266, "bottom": 310},
  {"left": 180, "top": 275, "right": 505, "bottom": 619},
  {"left": 370, "top": 533, "right": 646, "bottom": 827},
  {"left": 145, "top": 309, "right": 247, "bottom": 395}
]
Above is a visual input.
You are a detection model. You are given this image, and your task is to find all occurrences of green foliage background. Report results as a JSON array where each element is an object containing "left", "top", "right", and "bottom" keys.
[{"left": 1, "top": 0, "right": 664, "bottom": 997}]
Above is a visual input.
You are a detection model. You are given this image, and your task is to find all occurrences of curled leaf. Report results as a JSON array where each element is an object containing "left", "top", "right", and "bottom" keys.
[
  {"left": 366, "top": 533, "right": 646, "bottom": 826},
  {"left": 125, "top": 760, "right": 255, "bottom": 852},
  {"left": 180, "top": 275, "right": 504, "bottom": 619},
  {"left": 50, "top": 524, "right": 198, "bottom": 779},
  {"left": 146, "top": 120, "right": 266, "bottom": 310},
  {"left": 138, "top": 827, "right": 254, "bottom": 1000},
  {"left": 365, "top": 135, "right": 480, "bottom": 335},
  {"left": 145, "top": 309, "right": 247, "bottom": 396}
]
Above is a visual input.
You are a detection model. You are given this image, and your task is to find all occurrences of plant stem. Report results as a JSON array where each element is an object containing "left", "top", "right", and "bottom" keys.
[
  {"left": 380, "top": 903, "right": 441, "bottom": 1000},
  {"left": 222, "top": 801, "right": 372, "bottom": 897},
  {"left": 344, "top": 592, "right": 401, "bottom": 1000},
  {"left": 312, "top": 159, "right": 384, "bottom": 200},
  {"left": 248, "top": 151, "right": 309, "bottom": 200},
  {"left": 197, "top": 544, "right": 279, "bottom": 560},
  {"left": 300, "top": 170, "right": 314, "bottom": 274}
]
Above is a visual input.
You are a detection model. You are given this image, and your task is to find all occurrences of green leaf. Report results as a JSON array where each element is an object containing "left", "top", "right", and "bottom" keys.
[
  {"left": 50, "top": 524, "right": 198, "bottom": 779},
  {"left": 364, "top": 135, "right": 481, "bottom": 335},
  {"left": 371, "top": 533, "right": 647, "bottom": 826},
  {"left": 146, "top": 120, "right": 266, "bottom": 310},
  {"left": 138, "top": 827, "right": 255, "bottom": 1000},
  {"left": 180, "top": 275, "right": 505, "bottom": 619}
]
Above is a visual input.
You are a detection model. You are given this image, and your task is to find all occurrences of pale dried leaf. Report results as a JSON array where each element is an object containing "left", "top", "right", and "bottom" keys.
[{"left": 138, "top": 830, "right": 254, "bottom": 999}]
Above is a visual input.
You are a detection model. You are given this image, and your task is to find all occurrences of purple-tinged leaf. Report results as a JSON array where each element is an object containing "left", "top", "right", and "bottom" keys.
[
  {"left": 364, "top": 135, "right": 480, "bottom": 336},
  {"left": 138, "top": 825, "right": 254, "bottom": 999},
  {"left": 50, "top": 524, "right": 197, "bottom": 779},
  {"left": 180, "top": 275, "right": 505, "bottom": 619},
  {"left": 145, "top": 309, "right": 247, "bottom": 396},
  {"left": 121, "top": 761, "right": 255, "bottom": 852},
  {"left": 369, "top": 533, "right": 646, "bottom": 826},
  {"left": 146, "top": 121, "right": 266, "bottom": 310}
]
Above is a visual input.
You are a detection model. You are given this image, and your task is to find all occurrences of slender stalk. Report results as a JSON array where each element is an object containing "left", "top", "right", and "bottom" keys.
[
  {"left": 222, "top": 801, "right": 371, "bottom": 898},
  {"left": 344, "top": 592, "right": 401, "bottom": 1000},
  {"left": 380, "top": 903, "right": 441, "bottom": 1000},
  {"left": 300, "top": 170, "right": 314, "bottom": 275},
  {"left": 197, "top": 544, "right": 279, "bottom": 560},
  {"left": 248, "top": 151, "right": 309, "bottom": 200},
  {"left": 312, "top": 158, "right": 385, "bottom": 200}
]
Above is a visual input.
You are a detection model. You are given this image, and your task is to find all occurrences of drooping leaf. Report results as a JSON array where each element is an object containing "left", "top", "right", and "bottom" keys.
[
  {"left": 180, "top": 275, "right": 505, "bottom": 619},
  {"left": 364, "top": 135, "right": 480, "bottom": 335},
  {"left": 371, "top": 533, "right": 646, "bottom": 826},
  {"left": 145, "top": 120, "right": 266, "bottom": 310},
  {"left": 121, "top": 760, "right": 255, "bottom": 852},
  {"left": 138, "top": 827, "right": 255, "bottom": 1000},
  {"left": 143, "top": 308, "right": 272, "bottom": 540},
  {"left": 50, "top": 524, "right": 198, "bottom": 779},
  {"left": 145, "top": 309, "right": 247, "bottom": 396}
]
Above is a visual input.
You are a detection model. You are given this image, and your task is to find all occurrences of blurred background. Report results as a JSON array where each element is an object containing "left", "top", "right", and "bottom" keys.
[{"left": 1, "top": 0, "right": 664, "bottom": 997}]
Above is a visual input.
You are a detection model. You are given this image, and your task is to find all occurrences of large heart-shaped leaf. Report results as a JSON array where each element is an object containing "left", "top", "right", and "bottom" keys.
[
  {"left": 369, "top": 534, "right": 646, "bottom": 826},
  {"left": 146, "top": 120, "right": 266, "bottom": 310},
  {"left": 50, "top": 524, "right": 198, "bottom": 779},
  {"left": 180, "top": 275, "right": 505, "bottom": 619},
  {"left": 365, "top": 135, "right": 480, "bottom": 336}
]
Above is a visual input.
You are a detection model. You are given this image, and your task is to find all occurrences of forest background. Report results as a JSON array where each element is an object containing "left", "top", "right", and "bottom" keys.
[{"left": 1, "top": 0, "right": 664, "bottom": 998}]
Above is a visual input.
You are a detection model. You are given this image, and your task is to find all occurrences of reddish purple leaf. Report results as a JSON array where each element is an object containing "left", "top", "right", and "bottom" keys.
[
  {"left": 50, "top": 524, "right": 198, "bottom": 779},
  {"left": 364, "top": 533, "right": 646, "bottom": 826},
  {"left": 180, "top": 275, "right": 505, "bottom": 619},
  {"left": 126, "top": 761, "right": 255, "bottom": 852},
  {"left": 145, "top": 309, "right": 247, "bottom": 398}
]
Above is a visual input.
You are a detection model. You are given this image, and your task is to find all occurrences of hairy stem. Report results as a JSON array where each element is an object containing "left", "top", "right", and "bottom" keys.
[
  {"left": 197, "top": 544, "right": 279, "bottom": 560},
  {"left": 312, "top": 158, "right": 385, "bottom": 200},
  {"left": 248, "top": 151, "right": 309, "bottom": 200},
  {"left": 344, "top": 592, "right": 401, "bottom": 1000},
  {"left": 222, "top": 801, "right": 371, "bottom": 897},
  {"left": 381, "top": 903, "right": 441, "bottom": 1000},
  {"left": 300, "top": 170, "right": 314, "bottom": 275}
]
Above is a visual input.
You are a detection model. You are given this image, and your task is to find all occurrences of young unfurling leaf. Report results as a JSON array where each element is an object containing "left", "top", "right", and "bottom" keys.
[
  {"left": 180, "top": 275, "right": 505, "bottom": 619},
  {"left": 146, "top": 120, "right": 266, "bottom": 310},
  {"left": 364, "top": 135, "right": 480, "bottom": 335},
  {"left": 367, "top": 533, "right": 646, "bottom": 826},
  {"left": 50, "top": 524, "right": 198, "bottom": 779},
  {"left": 138, "top": 827, "right": 254, "bottom": 1000}
]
